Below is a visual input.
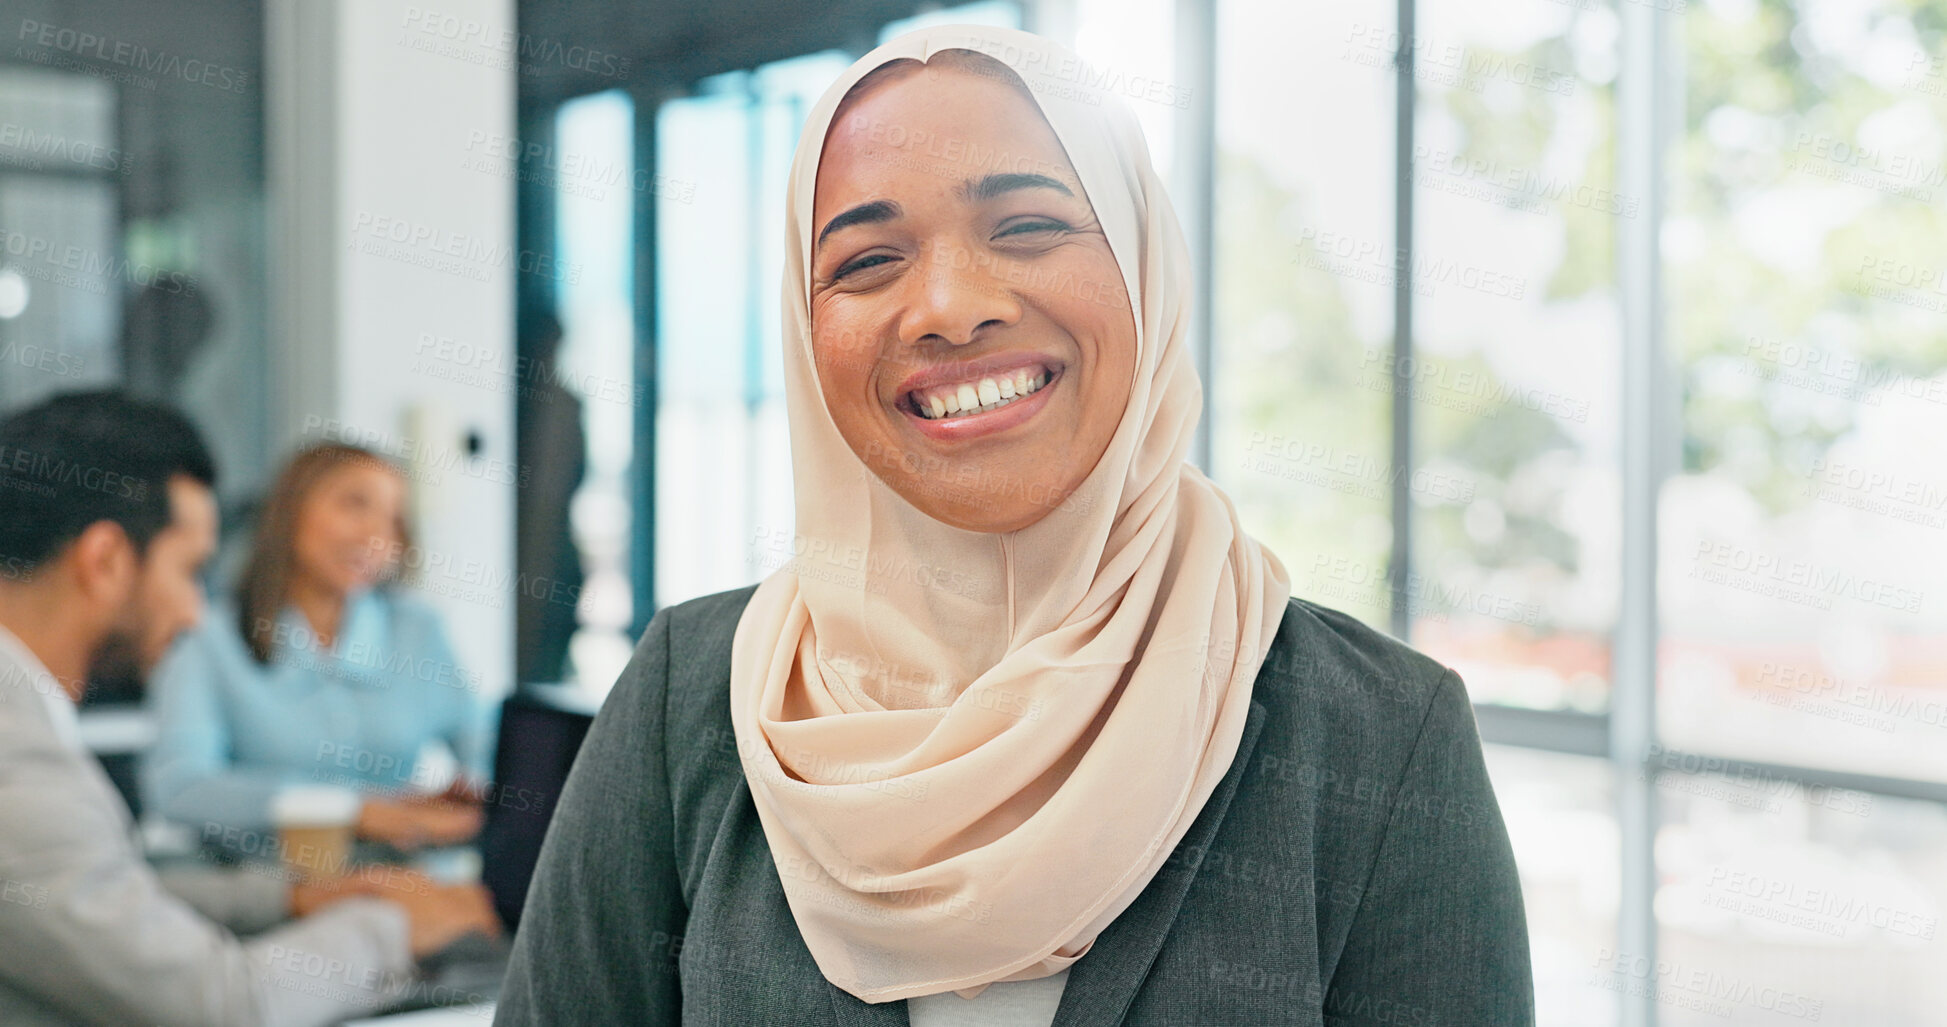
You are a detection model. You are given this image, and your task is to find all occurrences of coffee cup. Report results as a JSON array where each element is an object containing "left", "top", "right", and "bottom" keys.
[{"left": 271, "top": 786, "right": 360, "bottom": 880}]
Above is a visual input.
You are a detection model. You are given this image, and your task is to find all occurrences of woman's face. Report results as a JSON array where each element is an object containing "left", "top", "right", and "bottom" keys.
[
  {"left": 810, "top": 63, "right": 1137, "bottom": 534},
  {"left": 292, "top": 460, "right": 405, "bottom": 596}
]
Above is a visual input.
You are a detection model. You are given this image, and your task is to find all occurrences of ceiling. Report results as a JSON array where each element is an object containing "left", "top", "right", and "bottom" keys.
[{"left": 517, "top": 0, "right": 936, "bottom": 103}]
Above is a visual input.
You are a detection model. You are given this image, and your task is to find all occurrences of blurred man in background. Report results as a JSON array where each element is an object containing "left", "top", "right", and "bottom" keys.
[
  {"left": 514, "top": 312, "right": 585, "bottom": 687},
  {"left": 0, "top": 389, "right": 499, "bottom": 1027}
]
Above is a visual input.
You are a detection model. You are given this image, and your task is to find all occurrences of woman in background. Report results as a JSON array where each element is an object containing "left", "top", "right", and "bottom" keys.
[{"left": 143, "top": 443, "right": 495, "bottom": 852}]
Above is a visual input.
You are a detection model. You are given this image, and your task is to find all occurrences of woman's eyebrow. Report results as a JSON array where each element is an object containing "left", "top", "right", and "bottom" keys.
[
  {"left": 961, "top": 172, "right": 1074, "bottom": 203},
  {"left": 816, "top": 199, "right": 902, "bottom": 251}
]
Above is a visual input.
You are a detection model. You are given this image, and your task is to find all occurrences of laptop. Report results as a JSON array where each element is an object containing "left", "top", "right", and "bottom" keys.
[
  {"left": 478, "top": 689, "right": 597, "bottom": 932},
  {"left": 372, "top": 689, "right": 597, "bottom": 1016}
]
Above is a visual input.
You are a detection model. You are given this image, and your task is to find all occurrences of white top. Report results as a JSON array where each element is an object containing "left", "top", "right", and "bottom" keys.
[
  {"left": 907, "top": 969, "right": 1069, "bottom": 1027},
  {"left": 342, "top": 1004, "right": 496, "bottom": 1026}
]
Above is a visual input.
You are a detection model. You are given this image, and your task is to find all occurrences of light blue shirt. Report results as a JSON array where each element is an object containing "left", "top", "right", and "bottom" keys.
[{"left": 141, "top": 588, "right": 497, "bottom": 836}]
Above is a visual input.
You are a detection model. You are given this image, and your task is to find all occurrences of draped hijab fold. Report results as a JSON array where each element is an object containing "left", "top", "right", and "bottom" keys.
[{"left": 726, "top": 23, "right": 1293, "bottom": 1004}]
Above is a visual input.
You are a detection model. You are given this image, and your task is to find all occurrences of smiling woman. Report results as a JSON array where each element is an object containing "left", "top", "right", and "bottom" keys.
[
  {"left": 497, "top": 24, "right": 1533, "bottom": 1027},
  {"left": 808, "top": 50, "right": 1136, "bottom": 533}
]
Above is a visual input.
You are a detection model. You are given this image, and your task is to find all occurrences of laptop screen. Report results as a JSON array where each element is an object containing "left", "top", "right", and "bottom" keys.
[{"left": 478, "top": 694, "right": 595, "bottom": 932}]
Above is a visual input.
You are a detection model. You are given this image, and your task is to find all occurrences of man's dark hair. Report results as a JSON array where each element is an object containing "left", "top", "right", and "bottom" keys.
[{"left": 0, "top": 389, "right": 217, "bottom": 578}]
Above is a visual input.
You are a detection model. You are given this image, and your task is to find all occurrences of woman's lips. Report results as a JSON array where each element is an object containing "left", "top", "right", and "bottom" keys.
[
  {"left": 343, "top": 549, "right": 384, "bottom": 578},
  {"left": 900, "top": 366, "right": 1062, "bottom": 442}
]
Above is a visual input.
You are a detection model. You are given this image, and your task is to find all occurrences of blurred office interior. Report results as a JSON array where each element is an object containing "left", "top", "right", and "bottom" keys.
[{"left": 3, "top": 0, "right": 1947, "bottom": 1021}]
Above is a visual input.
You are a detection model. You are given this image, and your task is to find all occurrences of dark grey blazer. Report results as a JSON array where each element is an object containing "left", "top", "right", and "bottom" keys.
[{"left": 495, "top": 584, "right": 1534, "bottom": 1026}]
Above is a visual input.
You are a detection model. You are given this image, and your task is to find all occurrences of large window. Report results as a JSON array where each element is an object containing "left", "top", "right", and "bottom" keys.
[
  {"left": 654, "top": 51, "right": 849, "bottom": 614},
  {"left": 1, "top": 10, "right": 272, "bottom": 587},
  {"left": 1211, "top": 0, "right": 1621, "bottom": 714},
  {"left": 1208, "top": 0, "right": 1947, "bottom": 1021},
  {"left": 1659, "top": 0, "right": 1947, "bottom": 785},
  {"left": 553, "top": 90, "right": 639, "bottom": 693},
  {"left": 0, "top": 67, "right": 121, "bottom": 411},
  {"left": 1408, "top": 0, "right": 1622, "bottom": 716}
]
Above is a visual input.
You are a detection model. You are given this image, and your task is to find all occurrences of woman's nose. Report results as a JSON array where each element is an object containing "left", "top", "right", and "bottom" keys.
[{"left": 898, "top": 238, "right": 1023, "bottom": 348}]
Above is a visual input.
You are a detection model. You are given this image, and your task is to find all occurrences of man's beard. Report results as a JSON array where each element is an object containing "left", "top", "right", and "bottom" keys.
[{"left": 88, "top": 622, "right": 148, "bottom": 691}]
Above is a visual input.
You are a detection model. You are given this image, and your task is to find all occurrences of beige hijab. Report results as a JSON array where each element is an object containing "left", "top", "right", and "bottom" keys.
[{"left": 727, "top": 23, "right": 1292, "bottom": 1004}]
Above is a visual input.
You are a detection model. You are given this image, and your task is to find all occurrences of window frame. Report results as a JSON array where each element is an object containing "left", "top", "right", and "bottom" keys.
[{"left": 1185, "top": 0, "right": 1947, "bottom": 1023}]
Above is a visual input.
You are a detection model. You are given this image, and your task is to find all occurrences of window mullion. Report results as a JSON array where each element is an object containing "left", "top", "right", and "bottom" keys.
[
  {"left": 1614, "top": 1, "right": 1675, "bottom": 1024},
  {"left": 1388, "top": 0, "right": 1415, "bottom": 642}
]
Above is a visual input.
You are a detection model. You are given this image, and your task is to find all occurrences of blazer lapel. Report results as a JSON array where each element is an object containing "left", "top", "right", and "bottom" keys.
[
  {"left": 1049, "top": 699, "right": 1268, "bottom": 1027},
  {"left": 830, "top": 986, "right": 912, "bottom": 1027}
]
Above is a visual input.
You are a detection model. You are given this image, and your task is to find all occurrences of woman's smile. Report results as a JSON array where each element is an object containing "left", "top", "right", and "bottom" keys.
[{"left": 896, "top": 355, "right": 1066, "bottom": 442}]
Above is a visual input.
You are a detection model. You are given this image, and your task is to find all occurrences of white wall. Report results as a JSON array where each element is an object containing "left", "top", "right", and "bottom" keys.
[{"left": 268, "top": 0, "right": 517, "bottom": 700}]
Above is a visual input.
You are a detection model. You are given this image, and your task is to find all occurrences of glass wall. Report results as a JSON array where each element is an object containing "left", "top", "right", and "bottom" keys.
[
  {"left": 654, "top": 51, "right": 848, "bottom": 614},
  {"left": 0, "top": 4, "right": 272, "bottom": 699},
  {"left": 552, "top": 89, "right": 638, "bottom": 692},
  {"left": 1408, "top": 0, "right": 1622, "bottom": 715},
  {"left": 1207, "top": 0, "right": 1947, "bottom": 1020},
  {"left": 1656, "top": 775, "right": 1947, "bottom": 1024},
  {"left": 1659, "top": 0, "right": 1947, "bottom": 784},
  {"left": 0, "top": 19, "right": 271, "bottom": 509},
  {"left": 0, "top": 67, "right": 121, "bottom": 410},
  {"left": 1486, "top": 745, "right": 1621, "bottom": 1023},
  {"left": 1651, "top": 0, "right": 1947, "bottom": 1017},
  {"left": 1208, "top": 0, "right": 1398, "bottom": 635}
]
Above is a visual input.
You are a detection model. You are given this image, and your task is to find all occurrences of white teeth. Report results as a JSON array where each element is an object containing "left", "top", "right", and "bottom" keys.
[{"left": 911, "top": 368, "right": 1052, "bottom": 420}]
